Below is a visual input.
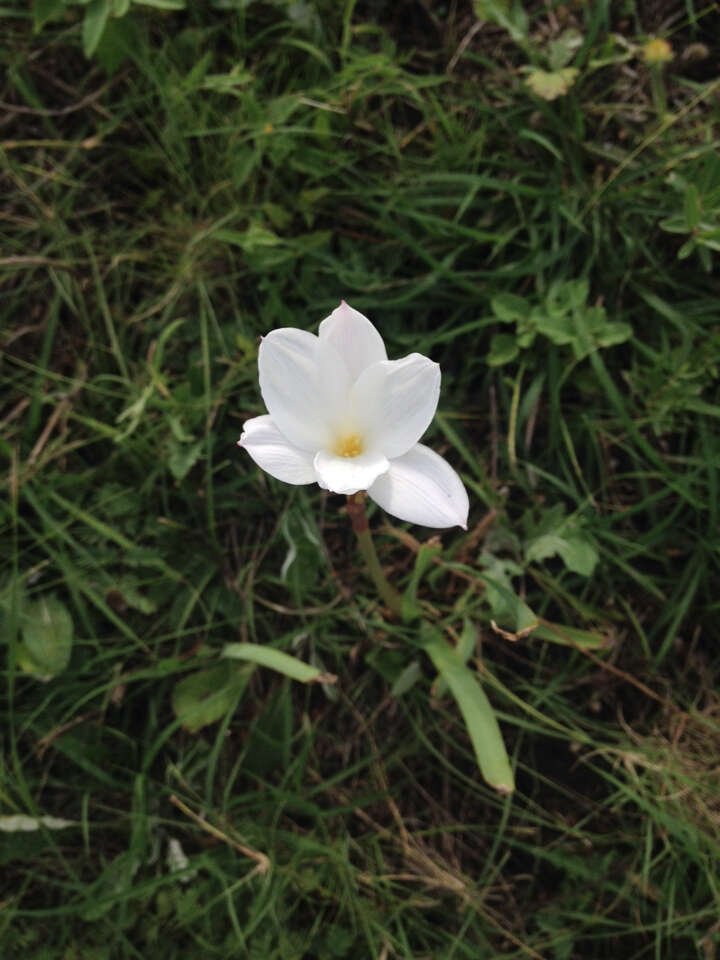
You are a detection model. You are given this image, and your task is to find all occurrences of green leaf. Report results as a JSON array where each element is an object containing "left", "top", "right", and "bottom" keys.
[
  {"left": 593, "top": 320, "right": 632, "bottom": 350},
  {"left": 548, "top": 28, "right": 583, "bottom": 71},
  {"left": 95, "top": 15, "right": 135, "bottom": 74},
  {"left": 167, "top": 438, "right": 204, "bottom": 480},
  {"left": 480, "top": 556, "right": 538, "bottom": 634},
  {"left": 19, "top": 595, "right": 73, "bottom": 677},
  {"left": 223, "top": 642, "right": 333, "bottom": 684},
  {"left": 390, "top": 660, "right": 423, "bottom": 698},
  {"left": 490, "top": 292, "right": 529, "bottom": 323},
  {"left": 533, "top": 622, "right": 608, "bottom": 649},
  {"left": 214, "top": 223, "right": 281, "bottom": 253},
  {"left": 34, "top": 0, "right": 67, "bottom": 30},
  {"left": 422, "top": 627, "right": 514, "bottom": 793},
  {"left": 684, "top": 183, "right": 700, "bottom": 230},
  {"left": 487, "top": 332, "right": 519, "bottom": 366},
  {"left": 659, "top": 214, "right": 690, "bottom": 235},
  {"left": 525, "top": 67, "right": 578, "bottom": 101},
  {"left": 83, "top": 0, "right": 111, "bottom": 58},
  {"left": 402, "top": 541, "right": 441, "bottom": 621},
  {"left": 473, "top": 0, "right": 527, "bottom": 44},
  {"left": 0, "top": 815, "right": 75, "bottom": 832},
  {"left": 172, "top": 664, "right": 249, "bottom": 733},
  {"left": 133, "top": 0, "right": 185, "bottom": 8},
  {"left": 435, "top": 616, "right": 477, "bottom": 698},
  {"left": 526, "top": 522, "right": 598, "bottom": 576},
  {"left": 534, "top": 309, "right": 575, "bottom": 346}
]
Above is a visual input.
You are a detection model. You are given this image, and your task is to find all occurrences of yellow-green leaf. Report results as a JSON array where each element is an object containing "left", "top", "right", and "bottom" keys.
[
  {"left": 19, "top": 595, "right": 73, "bottom": 678},
  {"left": 223, "top": 643, "right": 334, "bottom": 684},
  {"left": 422, "top": 628, "right": 514, "bottom": 793},
  {"left": 525, "top": 67, "right": 578, "bottom": 101}
]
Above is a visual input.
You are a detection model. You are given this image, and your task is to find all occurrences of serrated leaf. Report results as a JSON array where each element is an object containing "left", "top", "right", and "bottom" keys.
[
  {"left": 19, "top": 595, "right": 73, "bottom": 677},
  {"left": 172, "top": 665, "right": 249, "bottom": 733},
  {"left": 526, "top": 67, "right": 578, "bottom": 101},
  {"left": 422, "top": 627, "right": 514, "bottom": 793}
]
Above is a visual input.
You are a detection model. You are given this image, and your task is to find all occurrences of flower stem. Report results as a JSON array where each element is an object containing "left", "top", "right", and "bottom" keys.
[{"left": 346, "top": 494, "right": 403, "bottom": 619}]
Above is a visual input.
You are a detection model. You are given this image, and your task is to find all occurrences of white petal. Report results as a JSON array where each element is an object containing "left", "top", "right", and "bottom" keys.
[
  {"left": 314, "top": 449, "right": 390, "bottom": 496},
  {"left": 258, "top": 327, "right": 354, "bottom": 451},
  {"left": 239, "top": 416, "right": 316, "bottom": 485},
  {"left": 318, "top": 301, "right": 387, "bottom": 383},
  {"left": 367, "top": 443, "right": 469, "bottom": 528},
  {"left": 350, "top": 354, "right": 440, "bottom": 459}
]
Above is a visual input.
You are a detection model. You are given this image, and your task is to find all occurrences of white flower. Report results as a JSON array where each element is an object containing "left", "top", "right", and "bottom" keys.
[{"left": 238, "top": 301, "right": 469, "bottom": 529}]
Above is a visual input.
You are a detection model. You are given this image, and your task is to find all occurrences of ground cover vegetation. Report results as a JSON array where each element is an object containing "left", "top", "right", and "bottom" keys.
[{"left": 1, "top": 0, "right": 720, "bottom": 957}]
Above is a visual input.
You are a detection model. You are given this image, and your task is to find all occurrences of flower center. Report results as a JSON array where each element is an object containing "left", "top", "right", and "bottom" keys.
[{"left": 334, "top": 433, "right": 364, "bottom": 459}]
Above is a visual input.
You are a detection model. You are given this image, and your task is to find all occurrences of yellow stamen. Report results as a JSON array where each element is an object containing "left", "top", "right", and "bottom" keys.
[{"left": 335, "top": 433, "right": 364, "bottom": 459}]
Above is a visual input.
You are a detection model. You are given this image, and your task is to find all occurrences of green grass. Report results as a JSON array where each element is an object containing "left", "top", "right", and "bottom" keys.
[{"left": 1, "top": 1, "right": 720, "bottom": 957}]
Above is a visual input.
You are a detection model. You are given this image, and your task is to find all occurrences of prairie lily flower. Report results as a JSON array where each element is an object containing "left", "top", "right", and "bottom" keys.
[{"left": 238, "top": 302, "right": 469, "bottom": 528}]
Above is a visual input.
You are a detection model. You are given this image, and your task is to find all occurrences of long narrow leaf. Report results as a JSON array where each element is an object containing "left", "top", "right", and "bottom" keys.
[
  {"left": 223, "top": 643, "right": 334, "bottom": 684},
  {"left": 423, "top": 629, "right": 514, "bottom": 793}
]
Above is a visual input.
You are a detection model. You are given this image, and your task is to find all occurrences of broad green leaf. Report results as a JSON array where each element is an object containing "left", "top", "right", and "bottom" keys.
[
  {"left": 422, "top": 628, "right": 514, "bottom": 793},
  {"left": 534, "top": 309, "right": 575, "bottom": 346},
  {"left": 19, "top": 595, "right": 73, "bottom": 677},
  {"left": 83, "top": 0, "right": 111, "bottom": 58},
  {"left": 172, "top": 664, "right": 250, "bottom": 733},
  {"left": 491, "top": 292, "right": 529, "bottom": 323},
  {"left": 223, "top": 643, "right": 333, "bottom": 684},
  {"left": 593, "top": 320, "right": 632, "bottom": 350},
  {"left": 435, "top": 617, "right": 477, "bottom": 698},
  {"left": 487, "top": 332, "right": 519, "bottom": 366},
  {"left": 167, "top": 438, "right": 204, "bottom": 480},
  {"left": 525, "top": 67, "right": 578, "bottom": 101},
  {"left": 95, "top": 16, "right": 135, "bottom": 74},
  {"left": 548, "top": 28, "right": 583, "bottom": 71},
  {"left": 34, "top": 0, "right": 66, "bottom": 30},
  {"left": 526, "top": 527, "right": 598, "bottom": 577},
  {"left": 112, "top": 0, "right": 130, "bottom": 13}
]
